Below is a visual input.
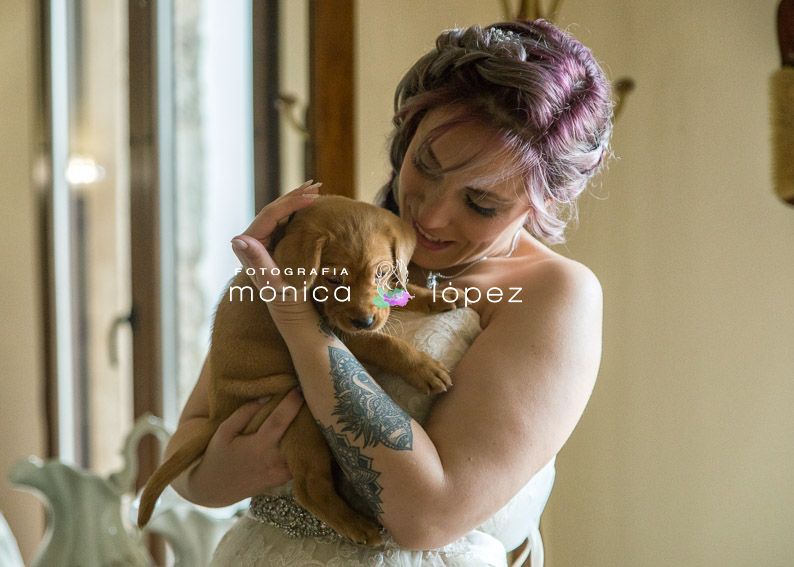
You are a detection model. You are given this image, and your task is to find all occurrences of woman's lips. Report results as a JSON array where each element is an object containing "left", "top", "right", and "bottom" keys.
[{"left": 413, "top": 221, "right": 453, "bottom": 251}]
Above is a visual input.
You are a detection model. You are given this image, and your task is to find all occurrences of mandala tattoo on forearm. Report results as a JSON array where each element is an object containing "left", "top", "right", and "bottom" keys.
[
  {"left": 318, "top": 422, "right": 384, "bottom": 516},
  {"left": 328, "top": 346, "right": 413, "bottom": 451}
]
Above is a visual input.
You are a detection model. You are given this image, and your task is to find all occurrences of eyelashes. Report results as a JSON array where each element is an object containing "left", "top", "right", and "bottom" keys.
[
  {"left": 465, "top": 194, "right": 498, "bottom": 217},
  {"left": 412, "top": 154, "right": 440, "bottom": 179},
  {"left": 411, "top": 154, "right": 499, "bottom": 218}
]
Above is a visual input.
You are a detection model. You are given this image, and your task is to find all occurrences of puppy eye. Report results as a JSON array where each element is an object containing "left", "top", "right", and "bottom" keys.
[
  {"left": 324, "top": 275, "right": 344, "bottom": 285},
  {"left": 374, "top": 263, "right": 393, "bottom": 281}
]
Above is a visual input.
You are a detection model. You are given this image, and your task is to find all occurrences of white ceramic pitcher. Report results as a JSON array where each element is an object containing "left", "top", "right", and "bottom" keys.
[{"left": 8, "top": 414, "right": 169, "bottom": 567}]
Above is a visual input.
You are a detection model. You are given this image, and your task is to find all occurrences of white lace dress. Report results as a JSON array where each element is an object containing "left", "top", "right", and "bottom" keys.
[{"left": 211, "top": 308, "right": 556, "bottom": 567}]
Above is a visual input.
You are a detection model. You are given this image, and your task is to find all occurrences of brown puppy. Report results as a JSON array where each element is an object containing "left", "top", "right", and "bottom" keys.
[{"left": 136, "top": 196, "right": 457, "bottom": 545}]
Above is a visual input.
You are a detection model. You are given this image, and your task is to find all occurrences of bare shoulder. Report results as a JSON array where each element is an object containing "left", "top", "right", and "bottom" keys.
[
  {"left": 489, "top": 254, "right": 603, "bottom": 379},
  {"left": 518, "top": 255, "right": 602, "bottom": 312},
  {"left": 477, "top": 251, "right": 603, "bottom": 331},
  {"left": 502, "top": 255, "right": 603, "bottom": 372}
]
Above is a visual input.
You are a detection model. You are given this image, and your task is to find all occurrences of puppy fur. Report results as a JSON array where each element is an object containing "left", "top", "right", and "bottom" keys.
[{"left": 136, "top": 196, "right": 458, "bottom": 545}]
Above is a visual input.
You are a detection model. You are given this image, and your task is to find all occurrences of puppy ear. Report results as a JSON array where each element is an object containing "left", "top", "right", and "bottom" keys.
[
  {"left": 267, "top": 213, "right": 296, "bottom": 253},
  {"left": 272, "top": 229, "right": 329, "bottom": 289}
]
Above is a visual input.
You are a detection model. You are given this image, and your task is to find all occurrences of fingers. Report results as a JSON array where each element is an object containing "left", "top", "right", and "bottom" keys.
[
  {"left": 237, "top": 181, "right": 322, "bottom": 242},
  {"left": 231, "top": 181, "right": 322, "bottom": 287},
  {"left": 231, "top": 234, "right": 279, "bottom": 281},
  {"left": 216, "top": 398, "right": 270, "bottom": 442},
  {"left": 255, "top": 388, "right": 304, "bottom": 443}
]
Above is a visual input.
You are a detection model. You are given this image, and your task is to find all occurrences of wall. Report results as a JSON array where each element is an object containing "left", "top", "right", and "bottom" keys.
[
  {"left": 547, "top": 1, "right": 794, "bottom": 565},
  {"left": 356, "top": 0, "right": 507, "bottom": 202},
  {"left": 356, "top": 1, "right": 794, "bottom": 565},
  {"left": 0, "top": 0, "right": 46, "bottom": 561}
]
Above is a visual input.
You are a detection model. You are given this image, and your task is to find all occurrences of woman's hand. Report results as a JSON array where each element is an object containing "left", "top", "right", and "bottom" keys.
[
  {"left": 231, "top": 180, "right": 321, "bottom": 323},
  {"left": 183, "top": 390, "right": 305, "bottom": 507}
]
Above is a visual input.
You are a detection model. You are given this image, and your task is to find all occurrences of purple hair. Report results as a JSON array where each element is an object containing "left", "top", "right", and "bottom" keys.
[{"left": 378, "top": 19, "right": 613, "bottom": 244}]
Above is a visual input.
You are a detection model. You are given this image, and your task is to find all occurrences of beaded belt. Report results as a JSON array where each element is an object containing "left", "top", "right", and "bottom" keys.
[{"left": 248, "top": 494, "right": 341, "bottom": 540}]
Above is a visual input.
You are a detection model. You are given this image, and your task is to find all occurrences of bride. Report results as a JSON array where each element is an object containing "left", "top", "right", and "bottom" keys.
[{"left": 165, "top": 18, "right": 612, "bottom": 566}]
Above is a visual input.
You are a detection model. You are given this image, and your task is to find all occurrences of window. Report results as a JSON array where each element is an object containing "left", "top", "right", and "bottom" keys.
[
  {"left": 45, "top": 0, "right": 133, "bottom": 473},
  {"left": 161, "top": 0, "right": 255, "bottom": 426},
  {"left": 44, "top": 0, "right": 256, "bottom": 471},
  {"left": 43, "top": 0, "right": 353, "bottom": 488}
]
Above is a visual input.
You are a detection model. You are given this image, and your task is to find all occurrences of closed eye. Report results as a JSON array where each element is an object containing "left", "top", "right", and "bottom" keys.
[
  {"left": 413, "top": 152, "right": 500, "bottom": 217},
  {"left": 373, "top": 264, "right": 402, "bottom": 288},
  {"left": 465, "top": 194, "right": 498, "bottom": 217},
  {"left": 412, "top": 154, "right": 441, "bottom": 179}
]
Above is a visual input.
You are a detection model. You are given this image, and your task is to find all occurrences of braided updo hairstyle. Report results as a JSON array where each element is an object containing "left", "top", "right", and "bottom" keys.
[{"left": 378, "top": 19, "right": 613, "bottom": 245}]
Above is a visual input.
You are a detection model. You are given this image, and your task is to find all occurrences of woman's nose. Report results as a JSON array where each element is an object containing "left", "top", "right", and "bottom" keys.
[{"left": 415, "top": 186, "right": 455, "bottom": 230}]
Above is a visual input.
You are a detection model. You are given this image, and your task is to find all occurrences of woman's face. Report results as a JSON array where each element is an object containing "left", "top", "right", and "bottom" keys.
[{"left": 398, "top": 107, "right": 533, "bottom": 271}]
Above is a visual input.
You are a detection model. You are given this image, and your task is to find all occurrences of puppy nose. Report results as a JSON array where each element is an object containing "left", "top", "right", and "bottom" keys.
[{"left": 350, "top": 315, "right": 375, "bottom": 329}]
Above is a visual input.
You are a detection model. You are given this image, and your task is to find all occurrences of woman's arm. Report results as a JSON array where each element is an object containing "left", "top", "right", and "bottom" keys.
[
  {"left": 233, "top": 233, "right": 602, "bottom": 549},
  {"left": 268, "top": 310, "right": 447, "bottom": 530},
  {"left": 166, "top": 182, "right": 320, "bottom": 507},
  {"left": 415, "top": 261, "right": 602, "bottom": 546},
  {"left": 165, "top": 354, "right": 305, "bottom": 507}
]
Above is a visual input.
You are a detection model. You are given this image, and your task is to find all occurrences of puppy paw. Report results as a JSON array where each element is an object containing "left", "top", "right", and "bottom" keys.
[
  {"left": 338, "top": 518, "right": 384, "bottom": 547},
  {"left": 405, "top": 353, "right": 453, "bottom": 395},
  {"left": 424, "top": 287, "right": 466, "bottom": 313},
  {"left": 404, "top": 284, "right": 464, "bottom": 314}
]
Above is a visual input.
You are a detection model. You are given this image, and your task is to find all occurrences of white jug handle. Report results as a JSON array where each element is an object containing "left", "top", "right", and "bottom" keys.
[{"left": 107, "top": 413, "right": 171, "bottom": 495}]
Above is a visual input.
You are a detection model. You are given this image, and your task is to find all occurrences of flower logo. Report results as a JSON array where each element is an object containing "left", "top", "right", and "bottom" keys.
[
  {"left": 373, "top": 260, "right": 412, "bottom": 308},
  {"left": 374, "top": 286, "right": 413, "bottom": 308}
]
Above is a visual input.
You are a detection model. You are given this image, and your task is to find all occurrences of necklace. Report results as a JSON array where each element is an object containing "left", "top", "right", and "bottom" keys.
[{"left": 424, "top": 229, "right": 522, "bottom": 290}]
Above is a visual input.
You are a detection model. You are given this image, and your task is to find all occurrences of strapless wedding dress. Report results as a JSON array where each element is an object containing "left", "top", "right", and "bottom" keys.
[{"left": 211, "top": 308, "right": 556, "bottom": 567}]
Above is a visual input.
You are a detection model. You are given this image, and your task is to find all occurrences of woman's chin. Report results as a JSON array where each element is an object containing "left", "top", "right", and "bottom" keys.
[{"left": 411, "top": 253, "right": 458, "bottom": 276}]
